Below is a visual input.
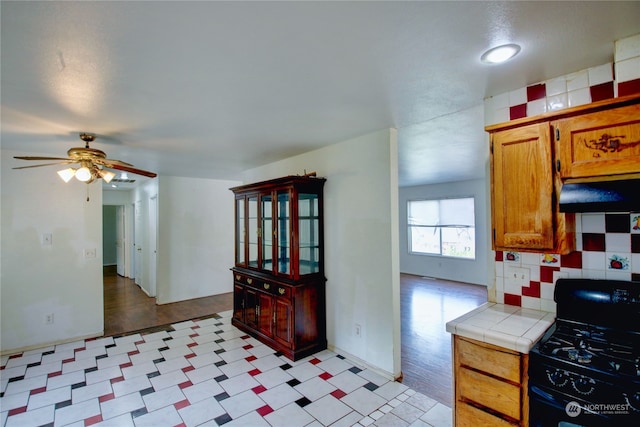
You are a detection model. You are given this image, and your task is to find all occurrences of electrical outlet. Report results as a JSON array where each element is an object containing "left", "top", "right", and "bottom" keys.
[
  {"left": 45, "top": 313, "right": 54, "bottom": 325},
  {"left": 84, "top": 248, "right": 97, "bottom": 259},
  {"left": 355, "top": 323, "right": 362, "bottom": 337},
  {"left": 505, "top": 266, "right": 530, "bottom": 293}
]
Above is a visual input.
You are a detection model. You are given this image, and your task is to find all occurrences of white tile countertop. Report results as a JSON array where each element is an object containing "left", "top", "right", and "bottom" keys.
[{"left": 445, "top": 302, "right": 556, "bottom": 353}]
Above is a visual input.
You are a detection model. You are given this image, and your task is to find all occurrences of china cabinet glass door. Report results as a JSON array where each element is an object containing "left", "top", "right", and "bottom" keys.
[
  {"left": 276, "top": 191, "right": 291, "bottom": 275},
  {"left": 261, "top": 194, "right": 273, "bottom": 271},
  {"left": 236, "top": 197, "right": 245, "bottom": 265},
  {"left": 248, "top": 196, "right": 258, "bottom": 268},
  {"left": 298, "top": 193, "right": 320, "bottom": 274}
]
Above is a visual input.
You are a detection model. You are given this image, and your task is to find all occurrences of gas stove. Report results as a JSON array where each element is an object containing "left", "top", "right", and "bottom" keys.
[{"left": 529, "top": 278, "right": 640, "bottom": 426}]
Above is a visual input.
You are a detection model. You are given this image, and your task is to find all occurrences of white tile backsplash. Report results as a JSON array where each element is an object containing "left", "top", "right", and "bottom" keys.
[
  {"left": 588, "top": 63, "right": 613, "bottom": 85},
  {"left": 566, "top": 70, "right": 589, "bottom": 91},
  {"left": 616, "top": 56, "right": 640, "bottom": 83},
  {"left": 568, "top": 88, "right": 591, "bottom": 107},
  {"left": 615, "top": 33, "right": 640, "bottom": 62}
]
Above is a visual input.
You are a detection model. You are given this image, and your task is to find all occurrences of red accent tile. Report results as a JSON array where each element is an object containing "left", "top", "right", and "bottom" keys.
[
  {"left": 252, "top": 385, "right": 267, "bottom": 394},
  {"left": 178, "top": 380, "right": 193, "bottom": 389},
  {"left": 110, "top": 376, "right": 125, "bottom": 384},
  {"left": 85, "top": 414, "right": 103, "bottom": 426},
  {"left": 127, "top": 350, "right": 140, "bottom": 356},
  {"left": 174, "top": 424, "right": 187, "bottom": 427},
  {"left": 75, "top": 347, "right": 86, "bottom": 352},
  {"left": 309, "top": 358, "right": 322, "bottom": 365},
  {"left": 62, "top": 358, "right": 75, "bottom": 364},
  {"left": 248, "top": 368, "right": 261, "bottom": 376},
  {"left": 245, "top": 355, "right": 257, "bottom": 362},
  {"left": 510, "top": 104, "right": 527, "bottom": 120},
  {"left": 189, "top": 333, "right": 199, "bottom": 338},
  {"left": 187, "top": 342, "right": 198, "bottom": 348},
  {"left": 30, "top": 386, "right": 47, "bottom": 395},
  {"left": 331, "top": 389, "right": 347, "bottom": 399},
  {"left": 522, "top": 281, "right": 541, "bottom": 298},
  {"left": 605, "top": 213, "right": 630, "bottom": 233},
  {"left": 242, "top": 344, "right": 253, "bottom": 350},
  {"left": 561, "top": 251, "right": 582, "bottom": 269},
  {"left": 48, "top": 371, "right": 62, "bottom": 378},
  {"left": 174, "top": 399, "right": 190, "bottom": 410},
  {"left": 99, "top": 393, "right": 115, "bottom": 403},
  {"left": 582, "top": 233, "right": 606, "bottom": 251},
  {"left": 0, "top": 366, "right": 5, "bottom": 370},
  {"left": 504, "top": 293, "right": 522, "bottom": 307},
  {"left": 495, "top": 251, "right": 503, "bottom": 262},
  {"left": 241, "top": 335, "right": 251, "bottom": 339},
  {"left": 590, "top": 81, "right": 614, "bottom": 102},
  {"left": 134, "top": 340, "right": 145, "bottom": 345},
  {"left": 618, "top": 78, "right": 640, "bottom": 97},
  {"left": 192, "top": 325, "right": 200, "bottom": 329},
  {"left": 182, "top": 366, "right": 195, "bottom": 373},
  {"left": 8, "top": 354, "right": 23, "bottom": 359},
  {"left": 632, "top": 235, "right": 640, "bottom": 254},
  {"left": 540, "top": 266, "right": 560, "bottom": 283},
  {"left": 527, "top": 83, "right": 546, "bottom": 101},
  {"left": 257, "top": 405, "right": 274, "bottom": 416},
  {"left": 8, "top": 406, "right": 27, "bottom": 416},
  {"left": 119, "top": 362, "right": 133, "bottom": 369},
  {"left": 185, "top": 353, "right": 197, "bottom": 359},
  {"left": 319, "top": 372, "right": 332, "bottom": 380}
]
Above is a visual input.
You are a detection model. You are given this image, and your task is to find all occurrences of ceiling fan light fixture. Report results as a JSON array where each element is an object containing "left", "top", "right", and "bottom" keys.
[
  {"left": 481, "top": 43, "right": 521, "bottom": 64},
  {"left": 57, "top": 168, "right": 76, "bottom": 183},
  {"left": 75, "top": 166, "right": 92, "bottom": 182},
  {"left": 99, "top": 169, "right": 116, "bottom": 183}
]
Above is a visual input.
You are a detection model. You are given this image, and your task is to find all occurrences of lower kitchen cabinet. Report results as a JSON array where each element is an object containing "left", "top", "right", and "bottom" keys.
[
  {"left": 453, "top": 336, "right": 529, "bottom": 426},
  {"left": 232, "top": 270, "right": 326, "bottom": 361}
]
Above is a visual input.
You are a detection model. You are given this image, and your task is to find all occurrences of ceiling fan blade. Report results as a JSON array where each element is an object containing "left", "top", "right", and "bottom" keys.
[
  {"left": 108, "top": 163, "right": 157, "bottom": 178},
  {"left": 13, "top": 161, "right": 77, "bottom": 170},
  {"left": 94, "top": 158, "right": 134, "bottom": 167},
  {"left": 14, "top": 156, "right": 72, "bottom": 161}
]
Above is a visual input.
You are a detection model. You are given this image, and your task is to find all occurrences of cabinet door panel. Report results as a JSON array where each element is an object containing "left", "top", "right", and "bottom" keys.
[
  {"left": 245, "top": 288, "right": 259, "bottom": 329},
  {"left": 257, "top": 292, "right": 273, "bottom": 337},
  {"left": 233, "top": 284, "right": 245, "bottom": 323},
  {"left": 557, "top": 103, "right": 640, "bottom": 178},
  {"left": 492, "top": 123, "right": 554, "bottom": 250},
  {"left": 274, "top": 298, "right": 292, "bottom": 348}
]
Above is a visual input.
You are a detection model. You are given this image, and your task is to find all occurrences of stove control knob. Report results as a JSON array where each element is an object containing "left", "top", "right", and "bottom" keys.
[
  {"left": 572, "top": 376, "right": 596, "bottom": 395},
  {"left": 546, "top": 369, "right": 568, "bottom": 387},
  {"left": 624, "top": 392, "right": 640, "bottom": 412}
]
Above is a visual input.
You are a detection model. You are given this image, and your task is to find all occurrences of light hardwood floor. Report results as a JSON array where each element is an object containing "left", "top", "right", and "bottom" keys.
[{"left": 103, "top": 269, "right": 487, "bottom": 406}]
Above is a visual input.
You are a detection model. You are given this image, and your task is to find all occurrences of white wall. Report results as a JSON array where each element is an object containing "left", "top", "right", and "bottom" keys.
[
  {"left": 243, "top": 129, "right": 401, "bottom": 378},
  {"left": 156, "top": 176, "right": 239, "bottom": 304},
  {"left": 1, "top": 150, "right": 104, "bottom": 353},
  {"left": 399, "top": 179, "right": 490, "bottom": 286}
]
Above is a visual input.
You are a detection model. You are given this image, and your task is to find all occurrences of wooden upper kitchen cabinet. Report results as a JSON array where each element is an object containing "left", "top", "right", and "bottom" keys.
[
  {"left": 555, "top": 102, "right": 640, "bottom": 179},
  {"left": 231, "top": 174, "right": 327, "bottom": 361},
  {"left": 486, "top": 93, "right": 640, "bottom": 254},
  {"left": 489, "top": 122, "right": 575, "bottom": 254},
  {"left": 453, "top": 336, "right": 529, "bottom": 427}
]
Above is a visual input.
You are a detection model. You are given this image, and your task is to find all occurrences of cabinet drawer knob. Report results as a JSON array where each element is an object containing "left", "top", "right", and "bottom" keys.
[
  {"left": 264, "top": 283, "right": 270, "bottom": 290},
  {"left": 235, "top": 275, "right": 241, "bottom": 281},
  {"left": 247, "top": 278, "right": 253, "bottom": 284},
  {"left": 278, "top": 288, "right": 285, "bottom": 295}
]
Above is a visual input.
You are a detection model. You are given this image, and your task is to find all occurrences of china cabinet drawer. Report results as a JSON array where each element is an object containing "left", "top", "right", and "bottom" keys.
[{"left": 259, "top": 281, "right": 291, "bottom": 299}]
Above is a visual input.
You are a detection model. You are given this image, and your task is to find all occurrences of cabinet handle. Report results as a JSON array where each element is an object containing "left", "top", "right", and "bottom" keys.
[
  {"left": 247, "top": 278, "right": 253, "bottom": 284},
  {"left": 256, "top": 305, "right": 260, "bottom": 316},
  {"left": 555, "top": 127, "right": 560, "bottom": 141},
  {"left": 264, "top": 283, "right": 270, "bottom": 290},
  {"left": 556, "top": 159, "right": 561, "bottom": 172},
  {"left": 278, "top": 288, "right": 285, "bottom": 295},
  {"left": 273, "top": 311, "right": 276, "bottom": 324},
  {"left": 235, "top": 275, "right": 241, "bottom": 281}
]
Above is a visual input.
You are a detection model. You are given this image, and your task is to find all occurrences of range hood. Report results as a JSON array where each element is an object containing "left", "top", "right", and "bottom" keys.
[{"left": 559, "top": 179, "right": 640, "bottom": 213}]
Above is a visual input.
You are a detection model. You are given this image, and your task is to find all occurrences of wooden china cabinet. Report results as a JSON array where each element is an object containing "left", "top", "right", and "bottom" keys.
[{"left": 231, "top": 174, "right": 327, "bottom": 361}]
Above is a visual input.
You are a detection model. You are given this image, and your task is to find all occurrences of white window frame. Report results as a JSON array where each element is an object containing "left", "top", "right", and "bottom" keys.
[{"left": 407, "top": 197, "right": 476, "bottom": 260}]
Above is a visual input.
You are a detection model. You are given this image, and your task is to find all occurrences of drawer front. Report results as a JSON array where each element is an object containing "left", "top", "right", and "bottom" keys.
[
  {"left": 259, "top": 280, "right": 291, "bottom": 299},
  {"left": 457, "top": 338, "right": 521, "bottom": 383},
  {"left": 458, "top": 367, "right": 521, "bottom": 420},
  {"left": 456, "top": 401, "right": 518, "bottom": 427}
]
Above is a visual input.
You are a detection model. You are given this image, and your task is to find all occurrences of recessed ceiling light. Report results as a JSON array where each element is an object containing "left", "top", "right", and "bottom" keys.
[{"left": 481, "top": 43, "right": 521, "bottom": 64}]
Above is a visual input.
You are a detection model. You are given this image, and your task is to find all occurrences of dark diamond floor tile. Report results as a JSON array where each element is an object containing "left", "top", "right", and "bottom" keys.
[
  {"left": 214, "top": 374, "right": 228, "bottom": 383},
  {"left": 215, "top": 391, "right": 230, "bottom": 401},
  {"left": 336, "top": 355, "right": 345, "bottom": 360},
  {"left": 349, "top": 366, "right": 363, "bottom": 374},
  {"left": 71, "top": 382, "right": 86, "bottom": 389},
  {"left": 147, "top": 371, "right": 161, "bottom": 379},
  {"left": 131, "top": 407, "right": 148, "bottom": 418},
  {"left": 140, "top": 386, "right": 155, "bottom": 396},
  {"left": 215, "top": 360, "right": 227, "bottom": 367},
  {"left": 55, "top": 400, "right": 72, "bottom": 410},
  {"left": 157, "top": 347, "right": 170, "bottom": 352},
  {"left": 153, "top": 358, "right": 166, "bottom": 364},
  {"left": 364, "top": 382, "right": 379, "bottom": 391},
  {"left": 96, "top": 354, "right": 108, "bottom": 360},
  {"left": 287, "top": 378, "right": 301, "bottom": 387},
  {"left": 8, "top": 376, "right": 24, "bottom": 383},
  {"left": 85, "top": 367, "right": 98, "bottom": 374},
  {"left": 295, "top": 397, "right": 312, "bottom": 407},
  {"left": 215, "top": 413, "right": 232, "bottom": 425},
  {"left": 215, "top": 349, "right": 226, "bottom": 355},
  {"left": 280, "top": 363, "right": 292, "bottom": 371},
  {"left": 215, "top": 339, "right": 225, "bottom": 344},
  {"left": 27, "top": 362, "right": 41, "bottom": 368}
]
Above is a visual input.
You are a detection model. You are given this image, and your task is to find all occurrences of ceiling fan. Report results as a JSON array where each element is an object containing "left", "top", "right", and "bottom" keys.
[{"left": 13, "top": 133, "right": 157, "bottom": 184}]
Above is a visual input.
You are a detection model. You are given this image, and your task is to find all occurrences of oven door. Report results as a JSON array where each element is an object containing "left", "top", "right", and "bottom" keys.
[{"left": 529, "top": 385, "right": 624, "bottom": 427}]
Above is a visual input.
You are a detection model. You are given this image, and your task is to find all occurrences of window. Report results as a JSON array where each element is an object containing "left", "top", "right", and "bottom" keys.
[{"left": 407, "top": 197, "right": 475, "bottom": 259}]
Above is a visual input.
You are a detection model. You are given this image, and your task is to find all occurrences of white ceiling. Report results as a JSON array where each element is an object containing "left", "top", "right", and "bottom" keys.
[{"left": 2, "top": 1, "right": 639, "bottom": 188}]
